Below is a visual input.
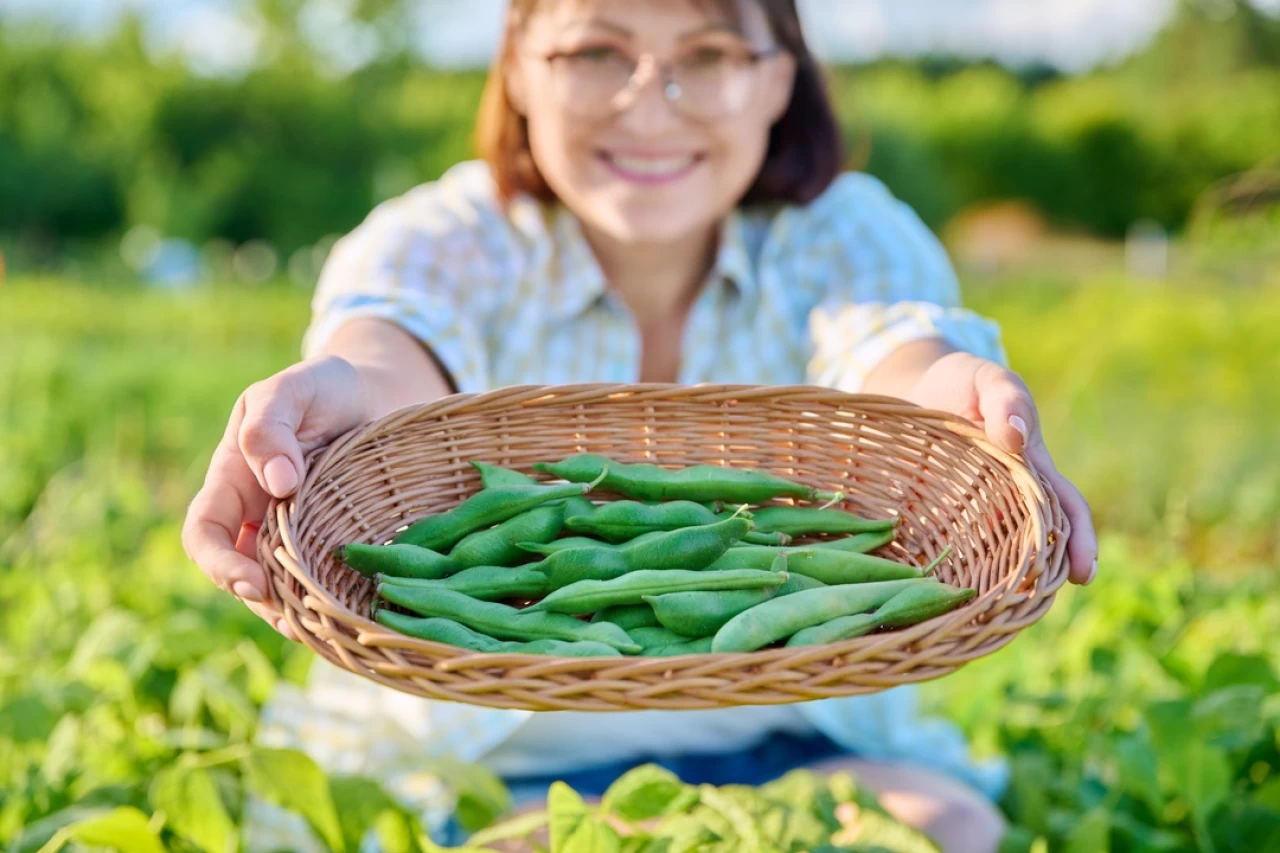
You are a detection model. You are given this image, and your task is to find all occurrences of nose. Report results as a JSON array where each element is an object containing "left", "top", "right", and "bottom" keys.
[{"left": 615, "top": 56, "right": 684, "bottom": 132}]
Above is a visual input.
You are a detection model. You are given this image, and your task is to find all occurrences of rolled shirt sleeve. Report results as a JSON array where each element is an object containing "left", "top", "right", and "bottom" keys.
[
  {"left": 300, "top": 161, "right": 520, "bottom": 394},
  {"left": 798, "top": 172, "right": 1009, "bottom": 392}
]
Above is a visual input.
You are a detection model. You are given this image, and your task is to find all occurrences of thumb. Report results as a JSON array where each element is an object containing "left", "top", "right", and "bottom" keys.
[
  {"left": 237, "top": 357, "right": 368, "bottom": 499},
  {"left": 974, "top": 364, "right": 1038, "bottom": 456}
]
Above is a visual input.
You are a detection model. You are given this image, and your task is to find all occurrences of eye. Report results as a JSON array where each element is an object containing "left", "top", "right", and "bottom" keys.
[
  {"left": 568, "top": 45, "right": 626, "bottom": 64},
  {"left": 685, "top": 47, "right": 728, "bottom": 68}
]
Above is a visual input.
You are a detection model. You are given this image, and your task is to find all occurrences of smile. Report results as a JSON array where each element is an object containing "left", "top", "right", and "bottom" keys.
[{"left": 600, "top": 152, "right": 703, "bottom": 184}]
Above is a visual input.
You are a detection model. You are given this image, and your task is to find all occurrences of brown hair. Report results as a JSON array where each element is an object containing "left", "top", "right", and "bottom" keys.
[{"left": 475, "top": 0, "right": 845, "bottom": 208}]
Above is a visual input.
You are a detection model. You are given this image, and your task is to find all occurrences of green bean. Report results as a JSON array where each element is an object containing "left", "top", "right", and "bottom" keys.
[
  {"left": 529, "top": 546, "right": 633, "bottom": 588},
  {"left": 726, "top": 530, "right": 893, "bottom": 555},
  {"left": 784, "top": 613, "right": 879, "bottom": 647},
  {"left": 518, "top": 537, "right": 611, "bottom": 555},
  {"left": 378, "top": 565, "right": 550, "bottom": 602},
  {"left": 627, "top": 626, "right": 690, "bottom": 651},
  {"left": 470, "top": 462, "right": 597, "bottom": 522},
  {"left": 646, "top": 637, "right": 715, "bottom": 657},
  {"left": 471, "top": 461, "right": 538, "bottom": 489},
  {"left": 809, "top": 529, "right": 897, "bottom": 552},
  {"left": 746, "top": 506, "right": 897, "bottom": 537},
  {"left": 707, "top": 547, "right": 924, "bottom": 583},
  {"left": 374, "top": 612, "right": 503, "bottom": 651},
  {"left": 590, "top": 604, "right": 662, "bottom": 631},
  {"left": 711, "top": 578, "right": 928, "bottom": 653},
  {"left": 644, "top": 587, "right": 779, "bottom": 638},
  {"left": 565, "top": 500, "right": 722, "bottom": 542},
  {"left": 785, "top": 581, "right": 976, "bottom": 647},
  {"left": 742, "top": 531, "right": 792, "bottom": 546},
  {"left": 534, "top": 454, "right": 841, "bottom": 504},
  {"left": 376, "top": 584, "right": 640, "bottom": 652},
  {"left": 533, "top": 518, "right": 752, "bottom": 589},
  {"left": 338, "top": 543, "right": 457, "bottom": 580},
  {"left": 498, "top": 639, "right": 623, "bottom": 657},
  {"left": 645, "top": 554, "right": 821, "bottom": 637},
  {"left": 448, "top": 505, "right": 565, "bottom": 568},
  {"left": 394, "top": 469, "right": 607, "bottom": 551},
  {"left": 527, "top": 568, "right": 786, "bottom": 615}
]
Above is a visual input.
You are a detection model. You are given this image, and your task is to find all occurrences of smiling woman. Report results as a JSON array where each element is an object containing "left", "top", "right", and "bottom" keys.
[{"left": 181, "top": 0, "right": 1098, "bottom": 850}]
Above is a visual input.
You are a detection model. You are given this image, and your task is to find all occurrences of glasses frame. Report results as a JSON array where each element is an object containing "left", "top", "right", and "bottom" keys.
[{"left": 525, "top": 43, "right": 788, "bottom": 119}]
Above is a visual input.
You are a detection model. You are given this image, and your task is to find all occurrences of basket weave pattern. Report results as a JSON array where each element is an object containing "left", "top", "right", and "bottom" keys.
[{"left": 258, "top": 384, "right": 1070, "bottom": 712}]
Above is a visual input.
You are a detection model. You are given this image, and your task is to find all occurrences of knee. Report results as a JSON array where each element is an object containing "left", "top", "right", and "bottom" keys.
[{"left": 929, "top": 793, "right": 1008, "bottom": 853}]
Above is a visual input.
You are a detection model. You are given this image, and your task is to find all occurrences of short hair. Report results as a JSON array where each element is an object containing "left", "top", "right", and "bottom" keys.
[{"left": 475, "top": 0, "right": 845, "bottom": 208}]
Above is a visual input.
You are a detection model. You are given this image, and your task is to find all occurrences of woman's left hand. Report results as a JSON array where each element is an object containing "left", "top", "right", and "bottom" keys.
[{"left": 906, "top": 351, "right": 1097, "bottom": 585}]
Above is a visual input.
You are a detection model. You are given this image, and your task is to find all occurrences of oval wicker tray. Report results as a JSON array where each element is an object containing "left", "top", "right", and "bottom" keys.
[{"left": 257, "top": 383, "right": 1070, "bottom": 712}]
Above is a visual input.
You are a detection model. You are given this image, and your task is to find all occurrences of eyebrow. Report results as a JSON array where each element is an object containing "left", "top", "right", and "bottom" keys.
[{"left": 561, "top": 16, "right": 746, "bottom": 41}]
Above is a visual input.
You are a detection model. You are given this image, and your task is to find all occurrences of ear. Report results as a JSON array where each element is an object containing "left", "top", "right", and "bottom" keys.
[
  {"left": 502, "top": 10, "right": 530, "bottom": 117},
  {"left": 765, "top": 52, "right": 798, "bottom": 123},
  {"left": 505, "top": 55, "right": 530, "bottom": 117}
]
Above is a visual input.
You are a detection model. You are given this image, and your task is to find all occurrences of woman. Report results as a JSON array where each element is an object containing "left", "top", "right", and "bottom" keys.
[{"left": 183, "top": 1, "right": 1098, "bottom": 850}]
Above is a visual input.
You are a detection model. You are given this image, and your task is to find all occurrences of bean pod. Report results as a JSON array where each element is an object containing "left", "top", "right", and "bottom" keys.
[
  {"left": 528, "top": 568, "right": 787, "bottom": 615},
  {"left": 534, "top": 454, "right": 841, "bottom": 504}
]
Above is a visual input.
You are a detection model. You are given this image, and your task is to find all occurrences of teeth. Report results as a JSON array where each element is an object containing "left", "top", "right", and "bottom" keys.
[{"left": 608, "top": 154, "right": 695, "bottom": 177}]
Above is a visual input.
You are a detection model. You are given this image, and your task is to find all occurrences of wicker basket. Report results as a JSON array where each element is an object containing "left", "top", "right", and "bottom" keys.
[{"left": 257, "top": 383, "right": 1070, "bottom": 712}]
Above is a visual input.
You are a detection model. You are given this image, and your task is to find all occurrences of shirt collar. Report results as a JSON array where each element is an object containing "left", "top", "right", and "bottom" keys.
[{"left": 545, "top": 204, "right": 759, "bottom": 323}]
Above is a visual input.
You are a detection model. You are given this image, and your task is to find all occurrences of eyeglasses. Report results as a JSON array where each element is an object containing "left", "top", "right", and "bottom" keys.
[{"left": 530, "top": 43, "right": 786, "bottom": 120}]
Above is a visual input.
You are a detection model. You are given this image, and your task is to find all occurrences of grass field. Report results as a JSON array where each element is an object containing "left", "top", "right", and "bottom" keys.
[{"left": 1, "top": 273, "right": 1278, "bottom": 852}]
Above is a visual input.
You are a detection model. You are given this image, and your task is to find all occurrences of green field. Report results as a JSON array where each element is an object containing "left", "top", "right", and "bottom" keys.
[{"left": 1, "top": 274, "right": 1278, "bottom": 852}]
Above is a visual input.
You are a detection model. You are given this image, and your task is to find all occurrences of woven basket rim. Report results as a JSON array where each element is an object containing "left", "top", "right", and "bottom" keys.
[{"left": 258, "top": 383, "right": 1070, "bottom": 711}]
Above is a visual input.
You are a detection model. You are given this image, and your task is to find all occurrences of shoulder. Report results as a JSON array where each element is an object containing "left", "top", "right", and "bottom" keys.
[
  {"left": 322, "top": 160, "right": 541, "bottom": 292},
  {"left": 764, "top": 170, "right": 927, "bottom": 243},
  {"left": 747, "top": 171, "right": 956, "bottom": 300}
]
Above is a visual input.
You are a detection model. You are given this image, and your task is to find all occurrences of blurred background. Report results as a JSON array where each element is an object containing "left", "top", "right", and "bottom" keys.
[{"left": 1, "top": 2, "right": 1278, "bottom": 852}]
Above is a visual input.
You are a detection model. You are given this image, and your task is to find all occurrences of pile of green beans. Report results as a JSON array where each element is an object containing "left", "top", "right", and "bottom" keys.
[{"left": 334, "top": 457, "right": 974, "bottom": 658}]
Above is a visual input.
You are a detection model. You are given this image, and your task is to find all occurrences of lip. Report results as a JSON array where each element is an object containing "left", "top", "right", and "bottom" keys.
[{"left": 598, "top": 151, "right": 704, "bottom": 186}]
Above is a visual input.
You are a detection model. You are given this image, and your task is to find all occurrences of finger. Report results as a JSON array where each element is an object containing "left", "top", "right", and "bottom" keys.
[
  {"left": 182, "top": 435, "right": 272, "bottom": 601},
  {"left": 974, "top": 365, "right": 1037, "bottom": 455},
  {"left": 1024, "top": 440, "right": 1098, "bottom": 585},
  {"left": 238, "top": 374, "right": 311, "bottom": 500}
]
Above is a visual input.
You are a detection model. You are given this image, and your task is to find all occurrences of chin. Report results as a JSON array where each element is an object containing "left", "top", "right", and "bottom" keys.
[{"left": 585, "top": 201, "right": 719, "bottom": 246}]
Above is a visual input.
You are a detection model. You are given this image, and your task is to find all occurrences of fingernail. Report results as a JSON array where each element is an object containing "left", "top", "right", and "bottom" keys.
[
  {"left": 1008, "top": 415, "right": 1029, "bottom": 441},
  {"left": 1085, "top": 558, "right": 1098, "bottom": 585},
  {"left": 263, "top": 456, "right": 298, "bottom": 498},
  {"left": 233, "top": 580, "right": 264, "bottom": 603}
]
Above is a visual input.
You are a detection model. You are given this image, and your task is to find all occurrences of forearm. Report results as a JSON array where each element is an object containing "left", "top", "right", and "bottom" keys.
[
  {"left": 861, "top": 337, "right": 959, "bottom": 399},
  {"left": 320, "top": 318, "right": 456, "bottom": 418}
]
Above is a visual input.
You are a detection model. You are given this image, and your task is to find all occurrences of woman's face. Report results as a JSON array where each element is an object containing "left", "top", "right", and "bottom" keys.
[{"left": 509, "top": 0, "right": 796, "bottom": 245}]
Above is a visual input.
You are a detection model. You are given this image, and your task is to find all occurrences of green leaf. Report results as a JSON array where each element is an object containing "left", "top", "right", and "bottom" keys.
[
  {"left": 9, "top": 806, "right": 115, "bottom": 853},
  {"left": 697, "top": 785, "right": 764, "bottom": 853},
  {"left": 602, "top": 765, "right": 691, "bottom": 822},
  {"left": 1255, "top": 777, "right": 1280, "bottom": 811},
  {"left": 66, "top": 807, "right": 167, "bottom": 853},
  {"left": 0, "top": 694, "right": 60, "bottom": 744},
  {"left": 1203, "top": 653, "right": 1279, "bottom": 693},
  {"left": 328, "top": 776, "right": 418, "bottom": 853},
  {"left": 243, "top": 747, "right": 345, "bottom": 853},
  {"left": 421, "top": 756, "right": 513, "bottom": 834},
  {"left": 1063, "top": 808, "right": 1110, "bottom": 853},
  {"left": 548, "top": 782, "right": 590, "bottom": 852},
  {"left": 466, "top": 810, "right": 550, "bottom": 848},
  {"left": 649, "top": 813, "right": 722, "bottom": 853},
  {"left": 1114, "top": 733, "right": 1164, "bottom": 816},
  {"left": 149, "top": 764, "right": 238, "bottom": 853},
  {"left": 1194, "top": 686, "right": 1269, "bottom": 752},
  {"left": 1167, "top": 740, "right": 1232, "bottom": 823}
]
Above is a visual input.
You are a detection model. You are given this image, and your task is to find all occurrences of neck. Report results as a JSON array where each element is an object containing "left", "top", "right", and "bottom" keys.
[{"left": 581, "top": 221, "right": 721, "bottom": 328}]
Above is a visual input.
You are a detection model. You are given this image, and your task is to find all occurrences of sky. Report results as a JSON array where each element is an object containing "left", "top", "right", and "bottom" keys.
[{"left": 3, "top": 0, "right": 1279, "bottom": 75}]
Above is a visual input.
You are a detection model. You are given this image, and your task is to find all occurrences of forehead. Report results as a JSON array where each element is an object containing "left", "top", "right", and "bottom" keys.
[{"left": 524, "top": 0, "right": 761, "bottom": 36}]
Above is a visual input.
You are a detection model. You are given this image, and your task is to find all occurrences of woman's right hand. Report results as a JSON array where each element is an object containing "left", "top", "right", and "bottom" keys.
[{"left": 182, "top": 355, "right": 374, "bottom": 640}]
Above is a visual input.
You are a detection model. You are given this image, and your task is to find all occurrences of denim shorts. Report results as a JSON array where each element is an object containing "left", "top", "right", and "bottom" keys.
[{"left": 437, "top": 729, "right": 854, "bottom": 846}]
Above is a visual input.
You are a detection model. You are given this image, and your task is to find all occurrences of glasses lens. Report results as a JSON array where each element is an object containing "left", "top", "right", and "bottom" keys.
[
  {"left": 550, "top": 49, "right": 636, "bottom": 117},
  {"left": 672, "top": 48, "right": 757, "bottom": 118}
]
